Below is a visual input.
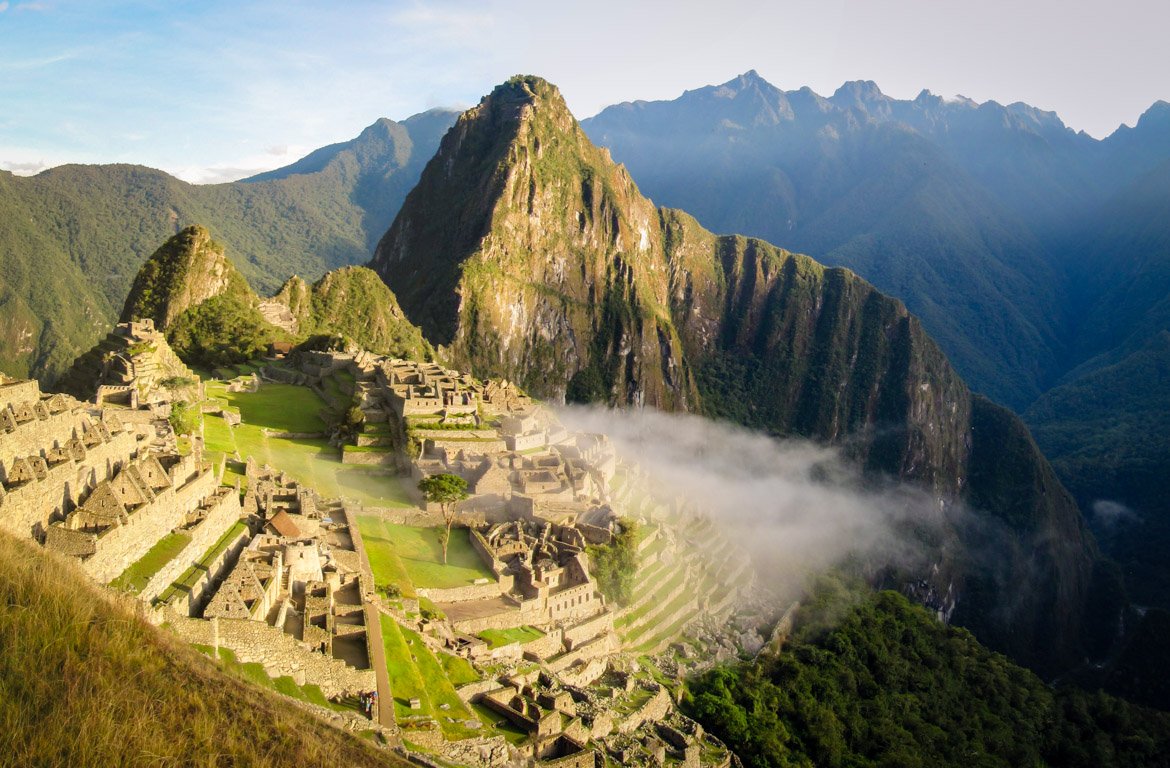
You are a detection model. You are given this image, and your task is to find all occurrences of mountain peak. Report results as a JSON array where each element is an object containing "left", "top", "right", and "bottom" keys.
[
  {"left": 832, "top": 79, "right": 886, "bottom": 103},
  {"left": 119, "top": 225, "right": 252, "bottom": 329},
  {"left": 1136, "top": 99, "right": 1170, "bottom": 128}
]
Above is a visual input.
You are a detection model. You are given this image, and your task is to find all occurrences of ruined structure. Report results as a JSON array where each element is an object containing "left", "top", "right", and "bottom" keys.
[
  {"left": 56, "top": 319, "right": 201, "bottom": 407},
  {"left": 169, "top": 462, "right": 377, "bottom": 701},
  {"left": 0, "top": 378, "right": 141, "bottom": 541}
]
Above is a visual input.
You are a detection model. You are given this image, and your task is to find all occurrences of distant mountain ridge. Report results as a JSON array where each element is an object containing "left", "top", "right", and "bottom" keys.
[
  {"left": 582, "top": 70, "right": 1170, "bottom": 409},
  {"left": 0, "top": 108, "right": 457, "bottom": 383}
]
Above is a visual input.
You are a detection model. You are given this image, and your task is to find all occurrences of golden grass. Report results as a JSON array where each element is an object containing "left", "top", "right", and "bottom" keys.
[{"left": 0, "top": 530, "right": 408, "bottom": 767}]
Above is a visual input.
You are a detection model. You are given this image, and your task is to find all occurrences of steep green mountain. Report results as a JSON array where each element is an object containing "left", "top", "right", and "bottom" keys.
[
  {"left": 1025, "top": 160, "right": 1170, "bottom": 609},
  {"left": 85, "top": 225, "right": 430, "bottom": 372},
  {"left": 275, "top": 266, "right": 433, "bottom": 361},
  {"left": 118, "top": 224, "right": 255, "bottom": 328},
  {"left": 0, "top": 529, "right": 404, "bottom": 766},
  {"left": 0, "top": 109, "right": 456, "bottom": 383},
  {"left": 685, "top": 585, "right": 1170, "bottom": 768},
  {"left": 579, "top": 72, "right": 1170, "bottom": 634},
  {"left": 372, "top": 75, "right": 1101, "bottom": 675}
]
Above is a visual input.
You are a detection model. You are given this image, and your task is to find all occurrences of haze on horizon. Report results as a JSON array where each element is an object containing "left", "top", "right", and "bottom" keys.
[{"left": 1, "top": 0, "right": 1166, "bottom": 183}]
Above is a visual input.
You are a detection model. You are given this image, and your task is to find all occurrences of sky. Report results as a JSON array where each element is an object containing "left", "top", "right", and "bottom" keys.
[{"left": 1, "top": 0, "right": 1166, "bottom": 183}]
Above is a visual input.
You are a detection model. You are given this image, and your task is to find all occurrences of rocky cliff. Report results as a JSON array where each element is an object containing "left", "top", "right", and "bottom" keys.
[{"left": 371, "top": 76, "right": 1100, "bottom": 674}]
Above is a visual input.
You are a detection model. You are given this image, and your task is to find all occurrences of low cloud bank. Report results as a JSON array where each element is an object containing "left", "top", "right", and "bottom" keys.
[{"left": 557, "top": 405, "right": 947, "bottom": 599}]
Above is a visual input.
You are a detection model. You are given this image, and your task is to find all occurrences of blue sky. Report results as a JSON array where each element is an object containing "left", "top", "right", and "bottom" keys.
[{"left": 2, "top": 0, "right": 1166, "bottom": 183}]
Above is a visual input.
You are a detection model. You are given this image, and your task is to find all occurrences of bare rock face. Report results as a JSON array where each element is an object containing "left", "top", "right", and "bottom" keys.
[{"left": 371, "top": 75, "right": 1101, "bottom": 676}]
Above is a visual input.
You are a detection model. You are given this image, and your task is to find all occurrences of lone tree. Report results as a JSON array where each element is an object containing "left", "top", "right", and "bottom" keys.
[{"left": 418, "top": 473, "right": 469, "bottom": 564}]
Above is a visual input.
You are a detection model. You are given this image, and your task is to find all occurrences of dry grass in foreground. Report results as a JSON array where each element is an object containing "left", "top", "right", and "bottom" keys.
[{"left": 0, "top": 529, "right": 407, "bottom": 767}]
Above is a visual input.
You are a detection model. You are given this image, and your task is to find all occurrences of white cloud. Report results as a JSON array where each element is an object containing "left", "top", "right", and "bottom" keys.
[{"left": 0, "top": 159, "right": 47, "bottom": 175}]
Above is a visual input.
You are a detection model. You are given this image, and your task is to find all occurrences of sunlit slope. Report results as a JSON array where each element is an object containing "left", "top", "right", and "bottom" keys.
[{"left": 0, "top": 529, "right": 407, "bottom": 767}]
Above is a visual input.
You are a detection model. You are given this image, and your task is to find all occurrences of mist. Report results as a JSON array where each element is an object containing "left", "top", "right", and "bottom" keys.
[{"left": 556, "top": 405, "right": 949, "bottom": 603}]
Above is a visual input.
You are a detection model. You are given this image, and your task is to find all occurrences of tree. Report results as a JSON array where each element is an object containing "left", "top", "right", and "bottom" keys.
[
  {"left": 168, "top": 400, "right": 199, "bottom": 436},
  {"left": 417, "top": 473, "right": 469, "bottom": 564}
]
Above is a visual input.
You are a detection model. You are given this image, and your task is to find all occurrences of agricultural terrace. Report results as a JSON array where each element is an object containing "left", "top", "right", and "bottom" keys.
[
  {"left": 357, "top": 517, "right": 494, "bottom": 597},
  {"left": 200, "top": 379, "right": 413, "bottom": 508},
  {"left": 379, "top": 616, "right": 487, "bottom": 739}
]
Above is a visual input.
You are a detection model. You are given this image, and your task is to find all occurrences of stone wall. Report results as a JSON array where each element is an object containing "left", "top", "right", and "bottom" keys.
[
  {"left": 0, "top": 380, "right": 41, "bottom": 412},
  {"left": 0, "top": 429, "right": 136, "bottom": 539},
  {"left": 616, "top": 687, "right": 672, "bottom": 736},
  {"left": 521, "top": 627, "right": 564, "bottom": 659},
  {"left": 0, "top": 426, "right": 138, "bottom": 540},
  {"left": 73, "top": 468, "right": 219, "bottom": 584},
  {"left": 174, "top": 526, "right": 250, "bottom": 617},
  {"left": 139, "top": 489, "right": 243, "bottom": 603},
  {"left": 416, "top": 580, "right": 505, "bottom": 604},
  {"left": 169, "top": 615, "right": 375, "bottom": 699},
  {"left": 340, "top": 449, "right": 396, "bottom": 466},
  {"left": 547, "top": 632, "right": 618, "bottom": 674},
  {"left": 562, "top": 611, "right": 613, "bottom": 650}
]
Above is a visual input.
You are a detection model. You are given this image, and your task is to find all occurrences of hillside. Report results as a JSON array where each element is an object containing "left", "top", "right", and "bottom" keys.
[
  {"left": 371, "top": 75, "right": 1102, "bottom": 676},
  {"left": 0, "top": 528, "right": 405, "bottom": 767},
  {"left": 685, "top": 586, "right": 1170, "bottom": 768},
  {"left": 0, "top": 109, "right": 456, "bottom": 383}
]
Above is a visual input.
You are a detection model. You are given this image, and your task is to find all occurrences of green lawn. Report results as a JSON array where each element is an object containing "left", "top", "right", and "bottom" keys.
[
  {"left": 399, "top": 625, "right": 481, "bottom": 739},
  {"left": 477, "top": 626, "right": 545, "bottom": 649},
  {"left": 380, "top": 615, "right": 431, "bottom": 718},
  {"left": 201, "top": 409, "right": 413, "bottom": 508},
  {"left": 357, "top": 518, "right": 494, "bottom": 594},
  {"left": 108, "top": 531, "right": 192, "bottom": 595},
  {"left": 220, "top": 382, "right": 326, "bottom": 434},
  {"left": 439, "top": 651, "right": 480, "bottom": 686}
]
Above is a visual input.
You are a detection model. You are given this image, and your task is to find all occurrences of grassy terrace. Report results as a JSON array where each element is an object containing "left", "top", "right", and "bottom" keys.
[
  {"left": 624, "top": 586, "right": 696, "bottom": 645},
  {"left": 618, "top": 564, "right": 688, "bottom": 630},
  {"left": 193, "top": 645, "right": 361, "bottom": 714},
  {"left": 108, "top": 531, "right": 192, "bottom": 595},
  {"left": 478, "top": 626, "right": 545, "bottom": 649},
  {"left": 380, "top": 616, "right": 483, "bottom": 739},
  {"left": 155, "top": 520, "right": 247, "bottom": 605},
  {"left": 201, "top": 380, "right": 413, "bottom": 508},
  {"left": 357, "top": 517, "right": 494, "bottom": 596}
]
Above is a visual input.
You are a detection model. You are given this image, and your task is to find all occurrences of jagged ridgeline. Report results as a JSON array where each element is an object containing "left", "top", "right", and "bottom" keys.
[
  {"left": 372, "top": 75, "right": 1103, "bottom": 675},
  {"left": 59, "top": 225, "right": 430, "bottom": 396}
]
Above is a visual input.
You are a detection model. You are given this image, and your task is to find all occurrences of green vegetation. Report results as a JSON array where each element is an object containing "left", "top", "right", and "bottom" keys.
[
  {"left": 193, "top": 646, "right": 361, "bottom": 714},
  {"left": 0, "top": 529, "right": 403, "bottom": 766},
  {"left": 108, "top": 531, "right": 192, "bottom": 595},
  {"left": 1, "top": 111, "right": 454, "bottom": 384},
  {"left": 168, "top": 292, "right": 277, "bottom": 368},
  {"left": 357, "top": 517, "right": 493, "bottom": 594},
  {"left": 589, "top": 518, "right": 639, "bottom": 606},
  {"left": 418, "top": 473, "right": 469, "bottom": 564},
  {"left": 166, "top": 400, "right": 199, "bottom": 436},
  {"left": 379, "top": 616, "right": 481, "bottom": 739},
  {"left": 200, "top": 381, "right": 412, "bottom": 506},
  {"left": 156, "top": 520, "right": 246, "bottom": 605},
  {"left": 684, "top": 587, "right": 1170, "bottom": 768},
  {"left": 477, "top": 626, "right": 545, "bottom": 648}
]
